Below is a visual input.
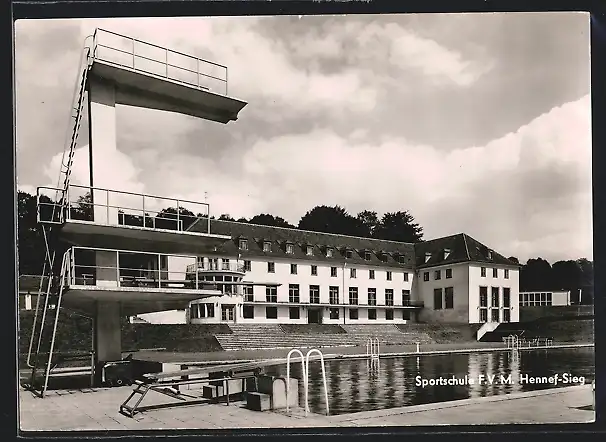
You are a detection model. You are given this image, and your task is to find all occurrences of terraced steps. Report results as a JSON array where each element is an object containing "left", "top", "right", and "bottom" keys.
[{"left": 341, "top": 324, "right": 435, "bottom": 345}]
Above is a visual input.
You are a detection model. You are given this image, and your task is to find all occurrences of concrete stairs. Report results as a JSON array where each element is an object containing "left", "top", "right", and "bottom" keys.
[
  {"left": 214, "top": 325, "right": 356, "bottom": 351},
  {"left": 341, "top": 324, "right": 434, "bottom": 345}
]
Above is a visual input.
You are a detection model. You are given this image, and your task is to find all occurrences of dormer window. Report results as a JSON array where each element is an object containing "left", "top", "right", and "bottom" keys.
[
  {"left": 444, "top": 248, "right": 451, "bottom": 260},
  {"left": 238, "top": 239, "right": 248, "bottom": 251},
  {"left": 286, "top": 243, "right": 294, "bottom": 254},
  {"left": 345, "top": 249, "right": 353, "bottom": 259},
  {"left": 364, "top": 251, "right": 371, "bottom": 261},
  {"left": 378, "top": 252, "right": 388, "bottom": 262},
  {"left": 487, "top": 249, "right": 493, "bottom": 260},
  {"left": 263, "top": 241, "right": 272, "bottom": 252},
  {"left": 425, "top": 252, "right": 432, "bottom": 263},
  {"left": 306, "top": 246, "right": 314, "bottom": 256},
  {"left": 326, "top": 247, "right": 333, "bottom": 258}
]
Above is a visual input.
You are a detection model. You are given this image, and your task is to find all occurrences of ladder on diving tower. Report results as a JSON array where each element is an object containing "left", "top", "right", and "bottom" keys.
[{"left": 25, "top": 39, "right": 94, "bottom": 398}]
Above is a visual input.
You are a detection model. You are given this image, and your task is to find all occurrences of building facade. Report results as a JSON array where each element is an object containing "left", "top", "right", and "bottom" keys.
[
  {"left": 519, "top": 290, "right": 572, "bottom": 307},
  {"left": 137, "top": 220, "right": 521, "bottom": 326}
]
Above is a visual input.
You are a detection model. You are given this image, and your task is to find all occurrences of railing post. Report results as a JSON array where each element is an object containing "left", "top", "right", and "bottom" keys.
[
  {"left": 225, "top": 67, "right": 228, "bottom": 96},
  {"left": 106, "top": 190, "right": 110, "bottom": 225},
  {"left": 176, "top": 200, "right": 180, "bottom": 231},
  {"left": 158, "top": 254, "right": 162, "bottom": 288},
  {"left": 142, "top": 195, "right": 145, "bottom": 227},
  {"left": 197, "top": 58, "right": 200, "bottom": 88},
  {"left": 70, "top": 247, "right": 75, "bottom": 286},
  {"left": 132, "top": 38, "right": 135, "bottom": 69},
  {"left": 195, "top": 261, "right": 199, "bottom": 290},
  {"left": 116, "top": 250, "right": 120, "bottom": 287},
  {"left": 165, "top": 48, "right": 168, "bottom": 78}
]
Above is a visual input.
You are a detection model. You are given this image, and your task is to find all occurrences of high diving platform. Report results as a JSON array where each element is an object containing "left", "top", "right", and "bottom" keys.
[{"left": 89, "top": 28, "right": 247, "bottom": 123}]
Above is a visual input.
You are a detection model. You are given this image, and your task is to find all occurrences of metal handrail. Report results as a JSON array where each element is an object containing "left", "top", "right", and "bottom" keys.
[
  {"left": 186, "top": 262, "right": 246, "bottom": 273},
  {"left": 305, "top": 349, "right": 329, "bottom": 416},
  {"left": 285, "top": 349, "right": 306, "bottom": 415},
  {"left": 91, "top": 28, "right": 228, "bottom": 95}
]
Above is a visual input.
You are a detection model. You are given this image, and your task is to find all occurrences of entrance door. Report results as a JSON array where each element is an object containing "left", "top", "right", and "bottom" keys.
[
  {"left": 221, "top": 305, "right": 235, "bottom": 322},
  {"left": 308, "top": 308, "right": 323, "bottom": 324}
]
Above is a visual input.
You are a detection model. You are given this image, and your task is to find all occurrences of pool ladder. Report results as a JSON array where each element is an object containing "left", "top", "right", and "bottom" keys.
[
  {"left": 285, "top": 348, "right": 329, "bottom": 416},
  {"left": 366, "top": 337, "right": 380, "bottom": 373}
]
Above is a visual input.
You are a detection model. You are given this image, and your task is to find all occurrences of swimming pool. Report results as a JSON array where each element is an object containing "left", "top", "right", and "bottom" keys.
[{"left": 263, "top": 347, "right": 595, "bottom": 415}]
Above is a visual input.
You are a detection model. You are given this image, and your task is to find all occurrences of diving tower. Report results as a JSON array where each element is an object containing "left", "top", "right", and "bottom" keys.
[{"left": 26, "top": 28, "right": 248, "bottom": 396}]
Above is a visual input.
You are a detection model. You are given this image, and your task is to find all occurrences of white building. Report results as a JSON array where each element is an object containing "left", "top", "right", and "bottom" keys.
[
  {"left": 137, "top": 219, "right": 521, "bottom": 326},
  {"left": 519, "top": 290, "right": 572, "bottom": 307}
]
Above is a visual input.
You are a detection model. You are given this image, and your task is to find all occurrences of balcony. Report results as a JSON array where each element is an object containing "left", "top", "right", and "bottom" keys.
[
  {"left": 88, "top": 28, "right": 247, "bottom": 123},
  {"left": 37, "top": 185, "right": 231, "bottom": 252},
  {"left": 55, "top": 246, "right": 223, "bottom": 316},
  {"left": 185, "top": 261, "right": 246, "bottom": 274}
]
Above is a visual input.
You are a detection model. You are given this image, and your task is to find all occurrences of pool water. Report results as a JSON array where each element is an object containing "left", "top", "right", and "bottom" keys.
[{"left": 263, "top": 348, "right": 595, "bottom": 415}]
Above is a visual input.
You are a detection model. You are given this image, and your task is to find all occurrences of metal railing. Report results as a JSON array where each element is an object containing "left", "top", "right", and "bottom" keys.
[
  {"left": 286, "top": 348, "right": 329, "bottom": 417},
  {"left": 37, "top": 185, "right": 211, "bottom": 234},
  {"left": 366, "top": 337, "right": 380, "bottom": 361},
  {"left": 185, "top": 261, "right": 246, "bottom": 273},
  {"left": 91, "top": 28, "right": 228, "bottom": 96},
  {"left": 63, "top": 246, "right": 229, "bottom": 292}
]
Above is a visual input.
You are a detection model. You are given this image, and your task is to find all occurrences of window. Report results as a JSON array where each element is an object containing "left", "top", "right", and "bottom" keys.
[
  {"left": 349, "top": 287, "right": 359, "bottom": 305},
  {"left": 290, "top": 264, "right": 297, "bottom": 275},
  {"left": 266, "top": 286, "right": 277, "bottom": 303},
  {"left": 504, "top": 269, "right": 509, "bottom": 279},
  {"left": 402, "top": 310, "right": 411, "bottom": 320},
  {"left": 244, "top": 260, "right": 251, "bottom": 271},
  {"left": 481, "top": 267, "right": 486, "bottom": 277},
  {"left": 243, "top": 305, "right": 254, "bottom": 319},
  {"left": 350, "top": 268, "right": 356, "bottom": 278},
  {"left": 289, "top": 307, "right": 300, "bottom": 319},
  {"left": 368, "top": 288, "right": 377, "bottom": 306},
  {"left": 385, "top": 289, "right": 394, "bottom": 306},
  {"left": 402, "top": 289, "right": 411, "bottom": 305},
  {"left": 369, "top": 269, "right": 375, "bottom": 280},
  {"left": 491, "top": 309, "right": 500, "bottom": 322},
  {"left": 331, "top": 267, "right": 337, "bottom": 277},
  {"left": 503, "top": 288, "right": 511, "bottom": 308},
  {"left": 263, "top": 241, "right": 272, "bottom": 252},
  {"left": 349, "top": 308, "right": 359, "bottom": 320},
  {"left": 547, "top": 292, "right": 552, "bottom": 306},
  {"left": 286, "top": 243, "right": 294, "bottom": 254},
  {"left": 386, "top": 271, "right": 392, "bottom": 281},
  {"left": 424, "top": 272, "right": 429, "bottom": 282},
  {"left": 493, "top": 268, "right": 498, "bottom": 278},
  {"left": 326, "top": 248, "right": 333, "bottom": 258},
  {"left": 243, "top": 285, "right": 254, "bottom": 302},
  {"left": 479, "top": 286, "right": 488, "bottom": 307},
  {"left": 266, "top": 307, "right": 277, "bottom": 319},
  {"left": 434, "top": 270, "right": 441, "bottom": 280},
  {"left": 425, "top": 253, "right": 431, "bottom": 263},
  {"left": 346, "top": 250, "right": 353, "bottom": 259},
  {"left": 364, "top": 251, "right": 371, "bottom": 261},
  {"left": 329, "top": 286, "right": 339, "bottom": 304},
  {"left": 239, "top": 239, "right": 248, "bottom": 250},
  {"left": 221, "top": 306, "right": 235, "bottom": 321},
  {"left": 207, "top": 304, "right": 215, "bottom": 318},
  {"left": 222, "top": 259, "right": 230, "bottom": 270},
  {"left": 310, "top": 285, "right": 320, "bottom": 304},
  {"left": 446, "top": 268, "right": 452, "bottom": 279},
  {"left": 403, "top": 272, "right": 409, "bottom": 282},
  {"left": 368, "top": 309, "right": 377, "bottom": 320},
  {"left": 386, "top": 309, "right": 394, "bottom": 320},
  {"left": 444, "top": 248, "right": 451, "bottom": 259},
  {"left": 289, "top": 284, "right": 300, "bottom": 303},
  {"left": 434, "top": 288, "right": 443, "bottom": 310},
  {"left": 503, "top": 309, "right": 511, "bottom": 323},
  {"left": 190, "top": 304, "right": 200, "bottom": 319},
  {"left": 445, "top": 287, "right": 454, "bottom": 309},
  {"left": 306, "top": 246, "right": 314, "bottom": 256},
  {"left": 268, "top": 262, "right": 275, "bottom": 273},
  {"left": 480, "top": 308, "right": 488, "bottom": 322},
  {"left": 311, "top": 265, "right": 318, "bottom": 276},
  {"left": 329, "top": 308, "right": 339, "bottom": 319},
  {"left": 491, "top": 287, "right": 500, "bottom": 307}
]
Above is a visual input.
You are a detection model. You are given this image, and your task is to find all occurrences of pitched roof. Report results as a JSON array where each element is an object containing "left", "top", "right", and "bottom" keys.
[{"left": 187, "top": 219, "right": 518, "bottom": 270}]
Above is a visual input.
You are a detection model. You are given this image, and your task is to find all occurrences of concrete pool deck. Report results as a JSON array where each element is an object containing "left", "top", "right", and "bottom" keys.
[{"left": 19, "top": 384, "right": 594, "bottom": 431}]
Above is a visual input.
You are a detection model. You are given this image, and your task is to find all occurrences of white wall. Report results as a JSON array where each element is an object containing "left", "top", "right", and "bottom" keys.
[
  {"left": 139, "top": 310, "right": 187, "bottom": 324},
  {"left": 417, "top": 263, "right": 470, "bottom": 324},
  {"left": 468, "top": 265, "right": 519, "bottom": 324}
]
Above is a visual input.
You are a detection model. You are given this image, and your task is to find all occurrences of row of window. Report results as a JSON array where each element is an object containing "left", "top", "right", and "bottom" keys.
[
  {"left": 479, "top": 307, "right": 511, "bottom": 323},
  {"left": 480, "top": 267, "right": 510, "bottom": 279},
  {"left": 242, "top": 306, "right": 413, "bottom": 321},
  {"left": 422, "top": 267, "right": 510, "bottom": 282},
  {"left": 479, "top": 286, "right": 512, "bottom": 308},
  {"left": 239, "top": 238, "right": 408, "bottom": 264},
  {"left": 433, "top": 287, "right": 455, "bottom": 310},
  {"left": 519, "top": 292, "right": 553, "bottom": 306},
  {"left": 256, "top": 285, "right": 413, "bottom": 306}
]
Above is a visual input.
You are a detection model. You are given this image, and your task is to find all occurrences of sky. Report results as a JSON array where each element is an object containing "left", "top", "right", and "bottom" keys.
[{"left": 14, "top": 13, "right": 592, "bottom": 264}]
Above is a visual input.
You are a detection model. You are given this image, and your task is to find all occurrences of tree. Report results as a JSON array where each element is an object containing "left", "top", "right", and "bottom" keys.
[
  {"left": 508, "top": 256, "right": 520, "bottom": 264},
  {"left": 520, "top": 258, "right": 553, "bottom": 291},
  {"left": 17, "top": 192, "right": 47, "bottom": 275},
  {"left": 249, "top": 213, "right": 295, "bottom": 228},
  {"left": 154, "top": 206, "right": 197, "bottom": 230},
  {"left": 356, "top": 210, "right": 379, "bottom": 237},
  {"left": 70, "top": 192, "right": 93, "bottom": 221},
  {"left": 372, "top": 211, "right": 423, "bottom": 243},
  {"left": 298, "top": 205, "right": 367, "bottom": 237},
  {"left": 218, "top": 214, "right": 235, "bottom": 221}
]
